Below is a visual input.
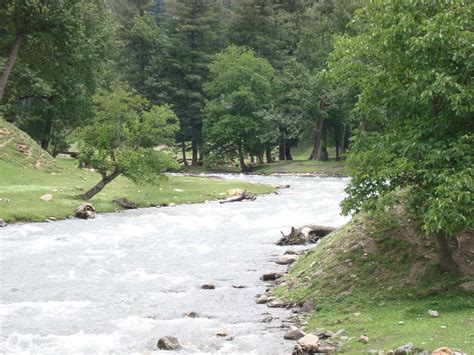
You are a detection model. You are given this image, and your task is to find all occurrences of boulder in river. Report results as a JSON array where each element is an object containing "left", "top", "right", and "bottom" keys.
[
  {"left": 201, "top": 284, "right": 215, "bottom": 289},
  {"left": 0, "top": 218, "right": 6, "bottom": 228},
  {"left": 75, "top": 203, "right": 96, "bottom": 219},
  {"left": 277, "top": 225, "right": 336, "bottom": 245},
  {"left": 276, "top": 254, "right": 298, "bottom": 265},
  {"left": 262, "top": 272, "right": 284, "bottom": 281},
  {"left": 184, "top": 311, "right": 199, "bottom": 318},
  {"left": 157, "top": 336, "right": 181, "bottom": 350},
  {"left": 256, "top": 294, "right": 268, "bottom": 304}
]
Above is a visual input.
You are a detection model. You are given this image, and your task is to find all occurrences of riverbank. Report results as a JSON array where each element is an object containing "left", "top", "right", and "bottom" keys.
[
  {"left": 183, "top": 159, "right": 349, "bottom": 177},
  {"left": 267, "top": 208, "right": 474, "bottom": 353},
  {"left": 0, "top": 158, "right": 274, "bottom": 224}
]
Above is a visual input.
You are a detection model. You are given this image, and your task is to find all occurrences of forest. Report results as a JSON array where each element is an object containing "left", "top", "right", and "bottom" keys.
[{"left": 0, "top": 0, "right": 473, "bottom": 353}]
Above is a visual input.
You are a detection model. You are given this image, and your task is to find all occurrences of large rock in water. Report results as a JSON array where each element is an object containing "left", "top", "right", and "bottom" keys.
[
  {"left": 157, "top": 336, "right": 181, "bottom": 350},
  {"left": 0, "top": 218, "right": 6, "bottom": 228},
  {"left": 75, "top": 203, "right": 96, "bottom": 219},
  {"left": 277, "top": 225, "right": 336, "bottom": 245}
]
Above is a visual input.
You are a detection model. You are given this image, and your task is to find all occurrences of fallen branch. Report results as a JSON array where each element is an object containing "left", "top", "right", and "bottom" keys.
[{"left": 219, "top": 189, "right": 256, "bottom": 204}]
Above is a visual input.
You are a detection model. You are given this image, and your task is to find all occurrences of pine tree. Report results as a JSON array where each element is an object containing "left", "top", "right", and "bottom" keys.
[{"left": 160, "top": 0, "right": 224, "bottom": 166}]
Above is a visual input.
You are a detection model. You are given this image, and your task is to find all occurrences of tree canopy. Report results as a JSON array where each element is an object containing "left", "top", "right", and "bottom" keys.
[{"left": 330, "top": 0, "right": 473, "bottom": 271}]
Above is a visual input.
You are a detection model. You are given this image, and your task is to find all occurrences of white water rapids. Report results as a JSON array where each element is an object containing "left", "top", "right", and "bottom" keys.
[{"left": 0, "top": 174, "right": 348, "bottom": 354}]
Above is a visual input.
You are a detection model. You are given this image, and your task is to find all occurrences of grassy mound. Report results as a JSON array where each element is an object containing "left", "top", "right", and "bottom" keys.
[
  {"left": 0, "top": 119, "right": 59, "bottom": 172},
  {"left": 0, "top": 119, "right": 274, "bottom": 223},
  {"left": 276, "top": 207, "right": 474, "bottom": 352}
]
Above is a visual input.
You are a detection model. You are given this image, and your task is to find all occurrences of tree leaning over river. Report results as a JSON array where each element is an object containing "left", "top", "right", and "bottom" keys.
[
  {"left": 330, "top": 0, "right": 474, "bottom": 272},
  {"left": 76, "top": 84, "right": 179, "bottom": 200}
]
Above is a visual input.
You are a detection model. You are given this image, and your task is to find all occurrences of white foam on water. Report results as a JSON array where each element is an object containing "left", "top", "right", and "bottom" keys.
[{"left": 0, "top": 174, "right": 348, "bottom": 354}]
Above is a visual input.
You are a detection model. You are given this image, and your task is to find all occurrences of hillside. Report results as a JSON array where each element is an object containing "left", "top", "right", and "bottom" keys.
[
  {"left": 0, "top": 119, "right": 274, "bottom": 224},
  {"left": 0, "top": 119, "right": 59, "bottom": 172},
  {"left": 276, "top": 206, "right": 474, "bottom": 353}
]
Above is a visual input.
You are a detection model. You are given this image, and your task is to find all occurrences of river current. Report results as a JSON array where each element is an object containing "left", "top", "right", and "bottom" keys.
[{"left": 0, "top": 174, "right": 348, "bottom": 354}]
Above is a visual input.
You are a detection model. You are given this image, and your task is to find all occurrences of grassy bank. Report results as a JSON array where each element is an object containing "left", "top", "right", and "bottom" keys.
[
  {"left": 0, "top": 120, "right": 274, "bottom": 224},
  {"left": 276, "top": 209, "right": 474, "bottom": 353},
  {"left": 250, "top": 159, "right": 348, "bottom": 176}
]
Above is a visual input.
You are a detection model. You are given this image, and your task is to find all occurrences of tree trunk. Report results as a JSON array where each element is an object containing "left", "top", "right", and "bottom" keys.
[
  {"left": 340, "top": 125, "right": 347, "bottom": 157},
  {"left": 434, "top": 233, "right": 457, "bottom": 273},
  {"left": 285, "top": 142, "right": 293, "bottom": 160},
  {"left": 309, "top": 98, "right": 325, "bottom": 161},
  {"left": 278, "top": 141, "right": 285, "bottom": 160},
  {"left": 265, "top": 147, "right": 273, "bottom": 163},
  {"left": 334, "top": 125, "right": 340, "bottom": 161},
  {"left": 0, "top": 32, "right": 24, "bottom": 102},
  {"left": 80, "top": 170, "right": 121, "bottom": 200},
  {"left": 191, "top": 141, "right": 198, "bottom": 167},
  {"left": 181, "top": 142, "right": 188, "bottom": 167},
  {"left": 238, "top": 143, "right": 247, "bottom": 173},
  {"left": 41, "top": 100, "right": 54, "bottom": 151},
  {"left": 257, "top": 152, "right": 264, "bottom": 164},
  {"left": 250, "top": 155, "right": 255, "bottom": 163}
]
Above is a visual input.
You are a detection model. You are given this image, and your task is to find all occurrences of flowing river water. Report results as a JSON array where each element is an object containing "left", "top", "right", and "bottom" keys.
[{"left": 0, "top": 174, "right": 349, "bottom": 354}]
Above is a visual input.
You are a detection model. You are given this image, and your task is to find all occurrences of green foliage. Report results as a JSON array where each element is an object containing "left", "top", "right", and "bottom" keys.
[
  {"left": 76, "top": 84, "right": 179, "bottom": 185},
  {"left": 260, "top": 60, "right": 316, "bottom": 149},
  {"left": 159, "top": 0, "right": 224, "bottom": 158},
  {"left": 203, "top": 46, "right": 275, "bottom": 171},
  {"left": 331, "top": 0, "right": 474, "bottom": 237},
  {"left": 1, "top": 0, "right": 117, "bottom": 153}
]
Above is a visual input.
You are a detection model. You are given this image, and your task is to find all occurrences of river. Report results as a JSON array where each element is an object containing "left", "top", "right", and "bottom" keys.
[{"left": 0, "top": 174, "right": 348, "bottom": 354}]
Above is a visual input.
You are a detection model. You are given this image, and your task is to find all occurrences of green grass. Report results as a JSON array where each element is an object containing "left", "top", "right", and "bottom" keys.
[
  {"left": 0, "top": 119, "right": 274, "bottom": 223},
  {"left": 276, "top": 209, "right": 474, "bottom": 353},
  {"left": 250, "top": 159, "right": 349, "bottom": 176},
  {"left": 305, "top": 295, "right": 473, "bottom": 352}
]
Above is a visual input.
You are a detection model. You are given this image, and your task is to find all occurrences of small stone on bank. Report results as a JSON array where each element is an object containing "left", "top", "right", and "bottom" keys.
[
  {"left": 284, "top": 327, "right": 305, "bottom": 340},
  {"left": 294, "top": 334, "right": 320, "bottom": 354},
  {"left": 428, "top": 309, "right": 439, "bottom": 317},
  {"left": 276, "top": 254, "right": 298, "bottom": 265},
  {"left": 40, "top": 194, "right": 53, "bottom": 201},
  {"left": 0, "top": 218, "right": 7, "bottom": 228},
  {"left": 359, "top": 335, "right": 369, "bottom": 344},
  {"left": 157, "top": 336, "right": 181, "bottom": 350},
  {"left": 393, "top": 342, "right": 413, "bottom": 355}
]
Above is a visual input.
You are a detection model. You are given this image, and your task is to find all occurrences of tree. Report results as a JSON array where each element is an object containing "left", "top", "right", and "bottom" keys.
[
  {"left": 330, "top": 0, "right": 473, "bottom": 272},
  {"left": 228, "top": 0, "right": 308, "bottom": 70},
  {"left": 203, "top": 46, "right": 274, "bottom": 172},
  {"left": 160, "top": 0, "right": 224, "bottom": 166},
  {"left": 1, "top": 0, "right": 116, "bottom": 153},
  {"left": 76, "top": 84, "right": 179, "bottom": 200},
  {"left": 262, "top": 60, "right": 315, "bottom": 161},
  {"left": 296, "top": 0, "right": 358, "bottom": 160}
]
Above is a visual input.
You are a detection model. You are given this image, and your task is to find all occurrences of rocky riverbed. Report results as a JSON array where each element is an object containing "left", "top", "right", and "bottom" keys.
[{"left": 0, "top": 174, "right": 349, "bottom": 354}]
